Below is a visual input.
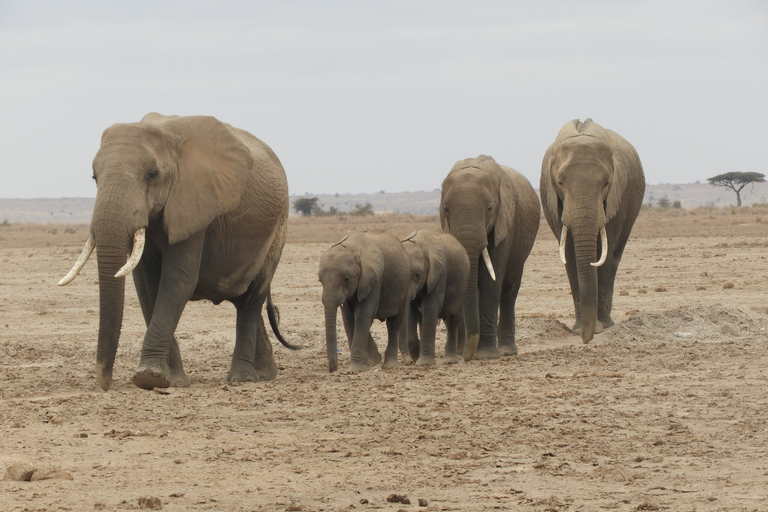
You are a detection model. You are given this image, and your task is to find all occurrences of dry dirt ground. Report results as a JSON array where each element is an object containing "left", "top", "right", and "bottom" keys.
[{"left": 1, "top": 207, "right": 767, "bottom": 512}]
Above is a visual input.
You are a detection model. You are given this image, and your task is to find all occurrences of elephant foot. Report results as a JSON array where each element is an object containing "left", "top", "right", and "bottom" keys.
[
  {"left": 571, "top": 321, "right": 582, "bottom": 335},
  {"left": 463, "top": 334, "right": 480, "bottom": 362},
  {"left": 344, "top": 361, "right": 371, "bottom": 374},
  {"left": 254, "top": 362, "right": 278, "bottom": 381},
  {"left": 474, "top": 344, "right": 501, "bottom": 360},
  {"left": 498, "top": 343, "right": 518, "bottom": 357},
  {"left": 227, "top": 366, "right": 260, "bottom": 384},
  {"left": 573, "top": 319, "right": 606, "bottom": 337},
  {"left": 133, "top": 364, "right": 171, "bottom": 390},
  {"left": 444, "top": 352, "right": 459, "bottom": 365},
  {"left": 598, "top": 316, "right": 615, "bottom": 329},
  {"left": 381, "top": 357, "right": 401, "bottom": 370},
  {"left": 415, "top": 355, "right": 436, "bottom": 366},
  {"left": 368, "top": 350, "right": 382, "bottom": 368},
  {"left": 401, "top": 352, "right": 414, "bottom": 365}
]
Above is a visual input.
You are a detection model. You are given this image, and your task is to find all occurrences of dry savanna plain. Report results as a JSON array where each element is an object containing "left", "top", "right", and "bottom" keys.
[{"left": 1, "top": 207, "right": 767, "bottom": 512}]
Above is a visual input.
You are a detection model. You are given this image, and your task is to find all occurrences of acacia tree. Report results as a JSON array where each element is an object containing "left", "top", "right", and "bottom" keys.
[
  {"left": 293, "top": 197, "right": 320, "bottom": 216},
  {"left": 706, "top": 172, "right": 766, "bottom": 207}
]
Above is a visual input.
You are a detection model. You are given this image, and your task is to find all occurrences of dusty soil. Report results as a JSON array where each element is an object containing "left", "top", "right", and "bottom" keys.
[{"left": 1, "top": 207, "right": 767, "bottom": 511}]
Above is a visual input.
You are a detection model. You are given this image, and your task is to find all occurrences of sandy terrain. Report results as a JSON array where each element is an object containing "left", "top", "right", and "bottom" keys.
[{"left": 1, "top": 207, "right": 767, "bottom": 511}]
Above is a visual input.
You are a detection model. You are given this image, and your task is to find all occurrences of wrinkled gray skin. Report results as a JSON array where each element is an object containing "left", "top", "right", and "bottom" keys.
[
  {"left": 61, "top": 113, "right": 294, "bottom": 391},
  {"left": 540, "top": 119, "right": 645, "bottom": 342},
  {"left": 440, "top": 156, "right": 540, "bottom": 361},
  {"left": 401, "top": 230, "right": 469, "bottom": 366},
  {"left": 318, "top": 231, "right": 410, "bottom": 373}
]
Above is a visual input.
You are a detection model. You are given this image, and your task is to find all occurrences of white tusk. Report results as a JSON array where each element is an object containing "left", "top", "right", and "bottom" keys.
[
  {"left": 482, "top": 247, "right": 496, "bottom": 281},
  {"left": 114, "top": 228, "right": 146, "bottom": 278},
  {"left": 59, "top": 234, "right": 96, "bottom": 286},
  {"left": 591, "top": 227, "right": 608, "bottom": 267},
  {"left": 559, "top": 225, "right": 568, "bottom": 265}
]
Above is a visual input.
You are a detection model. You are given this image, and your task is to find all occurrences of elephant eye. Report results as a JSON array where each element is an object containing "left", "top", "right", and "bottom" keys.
[{"left": 147, "top": 170, "right": 159, "bottom": 181}]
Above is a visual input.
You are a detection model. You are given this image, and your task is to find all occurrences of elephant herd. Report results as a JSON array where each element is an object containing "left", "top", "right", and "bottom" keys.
[{"left": 59, "top": 113, "right": 644, "bottom": 390}]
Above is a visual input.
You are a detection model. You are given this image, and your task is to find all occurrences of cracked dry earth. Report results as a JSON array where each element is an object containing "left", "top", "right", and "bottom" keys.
[{"left": 1, "top": 208, "right": 767, "bottom": 512}]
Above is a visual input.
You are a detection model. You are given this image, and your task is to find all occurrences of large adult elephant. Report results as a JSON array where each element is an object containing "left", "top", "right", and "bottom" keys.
[
  {"left": 540, "top": 118, "right": 645, "bottom": 342},
  {"left": 440, "top": 155, "right": 540, "bottom": 361},
  {"left": 59, "top": 113, "right": 298, "bottom": 391}
]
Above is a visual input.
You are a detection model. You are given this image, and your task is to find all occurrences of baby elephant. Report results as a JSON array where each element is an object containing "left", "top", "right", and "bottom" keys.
[
  {"left": 318, "top": 231, "right": 410, "bottom": 373},
  {"left": 401, "top": 230, "right": 470, "bottom": 365}
]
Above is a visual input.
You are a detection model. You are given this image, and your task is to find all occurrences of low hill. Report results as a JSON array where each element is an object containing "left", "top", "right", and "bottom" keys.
[{"left": 1, "top": 182, "right": 767, "bottom": 224}]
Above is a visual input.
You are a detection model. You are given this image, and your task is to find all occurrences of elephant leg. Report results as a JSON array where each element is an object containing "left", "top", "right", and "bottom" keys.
[
  {"left": 341, "top": 303, "right": 355, "bottom": 350},
  {"left": 367, "top": 333, "right": 382, "bottom": 367},
  {"left": 599, "top": 224, "right": 633, "bottom": 329},
  {"left": 133, "top": 233, "right": 204, "bottom": 390},
  {"left": 133, "top": 252, "right": 190, "bottom": 388},
  {"left": 348, "top": 302, "right": 376, "bottom": 372},
  {"left": 443, "top": 314, "right": 460, "bottom": 364},
  {"left": 229, "top": 283, "right": 277, "bottom": 383},
  {"left": 416, "top": 299, "right": 440, "bottom": 366},
  {"left": 381, "top": 311, "right": 404, "bottom": 370},
  {"left": 397, "top": 303, "right": 410, "bottom": 362},
  {"left": 456, "top": 312, "right": 466, "bottom": 356},
  {"left": 474, "top": 273, "right": 501, "bottom": 360},
  {"left": 497, "top": 271, "right": 522, "bottom": 356},
  {"left": 406, "top": 302, "right": 421, "bottom": 363}
]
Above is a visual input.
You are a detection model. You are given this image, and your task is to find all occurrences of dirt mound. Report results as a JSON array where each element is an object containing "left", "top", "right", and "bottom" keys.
[{"left": 612, "top": 305, "right": 766, "bottom": 343}]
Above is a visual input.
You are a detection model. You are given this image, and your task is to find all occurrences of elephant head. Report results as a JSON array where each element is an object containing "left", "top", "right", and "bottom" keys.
[
  {"left": 60, "top": 113, "right": 253, "bottom": 390},
  {"left": 439, "top": 155, "right": 516, "bottom": 352},
  {"left": 318, "top": 233, "right": 383, "bottom": 372},
  {"left": 540, "top": 118, "right": 635, "bottom": 342},
  {"left": 401, "top": 230, "right": 447, "bottom": 301}
]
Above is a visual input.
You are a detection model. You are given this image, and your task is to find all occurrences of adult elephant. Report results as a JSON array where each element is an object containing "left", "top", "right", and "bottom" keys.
[
  {"left": 59, "top": 113, "right": 298, "bottom": 391},
  {"left": 540, "top": 118, "right": 645, "bottom": 342},
  {"left": 401, "top": 230, "right": 469, "bottom": 366},
  {"left": 440, "top": 155, "right": 540, "bottom": 361},
  {"left": 318, "top": 231, "right": 410, "bottom": 373}
]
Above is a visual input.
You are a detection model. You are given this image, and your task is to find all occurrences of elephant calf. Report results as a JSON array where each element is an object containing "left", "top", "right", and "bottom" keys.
[
  {"left": 318, "top": 231, "right": 411, "bottom": 373},
  {"left": 401, "top": 230, "right": 470, "bottom": 366}
]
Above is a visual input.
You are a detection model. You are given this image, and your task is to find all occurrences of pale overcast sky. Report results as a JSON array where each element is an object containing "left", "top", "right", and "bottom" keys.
[{"left": 1, "top": 1, "right": 766, "bottom": 198}]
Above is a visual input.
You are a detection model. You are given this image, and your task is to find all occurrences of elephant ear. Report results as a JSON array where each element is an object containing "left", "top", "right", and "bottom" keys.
[
  {"left": 604, "top": 130, "right": 635, "bottom": 223},
  {"left": 493, "top": 166, "right": 518, "bottom": 247},
  {"left": 159, "top": 115, "right": 254, "bottom": 244},
  {"left": 425, "top": 237, "right": 446, "bottom": 294},
  {"left": 540, "top": 145, "right": 562, "bottom": 229},
  {"left": 357, "top": 243, "right": 383, "bottom": 302}
]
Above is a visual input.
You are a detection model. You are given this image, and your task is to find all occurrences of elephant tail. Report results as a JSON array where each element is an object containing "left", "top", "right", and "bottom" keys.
[{"left": 267, "top": 292, "right": 302, "bottom": 350}]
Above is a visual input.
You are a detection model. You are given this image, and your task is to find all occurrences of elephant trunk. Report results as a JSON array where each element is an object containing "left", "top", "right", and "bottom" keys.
[
  {"left": 462, "top": 257, "right": 480, "bottom": 360},
  {"left": 94, "top": 228, "right": 131, "bottom": 391},
  {"left": 92, "top": 189, "right": 143, "bottom": 391},
  {"left": 451, "top": 225, "right": 485, "bottom": 361},
  {"left": 572, "top": 225, "right": 600, "bottom": 343},
  {"left": 324, "top": 305, "right": 339, "bottom": 373}
]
